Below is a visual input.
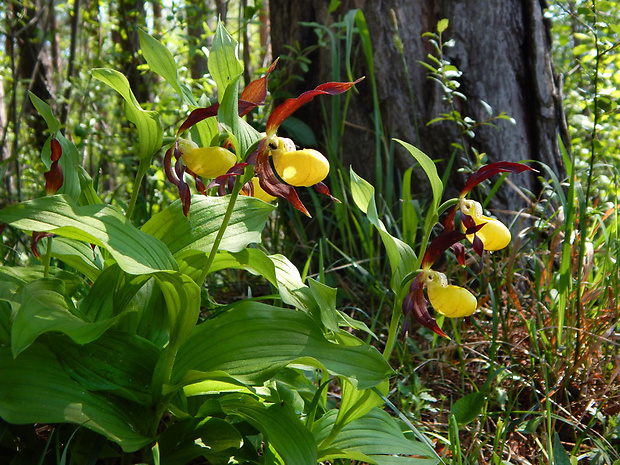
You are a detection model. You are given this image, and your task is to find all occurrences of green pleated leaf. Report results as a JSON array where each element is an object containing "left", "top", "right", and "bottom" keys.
[
  {"left": 138, "top": 29, "right": 184, "bottom": 100},
  {"left": 0, "top": 344, "right": 152, "bottom": 452},
  {"left": 11, "top": 278, "right": 124, "bottom": 357},
  {"left": 268, "top": 253, "right": 315, "bottom": 312},
  {"left": 218, "top": 74, "right": 241, "bottom": 155},
  {"left": 209, "top": 21, "right": 243, "bottom": 102},
  {"left": 142, "top": 195, "right": 274, "bottom": 256},
  {"left": 220, "top": 394, "right": 317, "bottom": 465},
  {"left": 334, "top": 378, "right": 387, "bottom": 431},
  {"left": 172, "top": 302, "right": 393, "bottom": 390},
  {"left": 29, "top": 92, "right": 82, "bottom": 201},
  {"left": 78, "top": 265, "right": 149, "bottom": 323},
  {"left": 0, "top": 195, "right": 177, "bottom": 274},
  {"left": 350, "top": 169, "right": 417, "bottom": 297},
  {"left": 92, "top": 68, "right": 163, "bottom": 163},
  {"left": 315, "top": 409, "right": 438, "bottom": 465},
  {"left": 52, "top": 331, "right": 160, "bottom": 404},
  {"left": 159, "top": 416, "right": 243, "bottom": 464},
  {"left": 394, "top": 140, "right": 444, "bottom": 268},
  {"left": 47, "top": 237, "right": 103, "bottom": 281},
  {"left": 153, "top": 272, "right": 200, "bottom": 350}
]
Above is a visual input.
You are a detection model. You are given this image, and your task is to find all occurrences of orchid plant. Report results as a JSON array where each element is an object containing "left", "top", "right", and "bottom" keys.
[
  {"left": 0, "top": 23, "right": 449, "bottom": 464},
  {"left": 350, "top": 158, "right": 535, "bottom": 354}
]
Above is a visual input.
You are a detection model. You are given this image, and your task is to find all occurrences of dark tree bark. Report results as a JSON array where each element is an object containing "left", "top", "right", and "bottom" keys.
[
  {"left": 185, "top": 0, "right": 211, "bottom": 80},
  {"left": 113, "top": 0, "right": 151, "bottom": 103},
  {"left": 269, "top": 0, "right": 566, "bottom": 214},
  {"left": 2, "top": 0, "right": 57, "bottom": 201}
]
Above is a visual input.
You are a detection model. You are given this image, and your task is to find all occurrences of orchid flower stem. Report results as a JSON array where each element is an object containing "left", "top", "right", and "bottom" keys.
[
  {"left": 383, "top": 301, "right": 402, "bottom": 360},
  {"left": 43, "top": 236, "right": 53, "bottom": 278},
  {"left": 126, "top": 170, "right": 146, "bottom": 220},
  {"left": 198, "top": 178, "right": 243, "bottom": 285}
]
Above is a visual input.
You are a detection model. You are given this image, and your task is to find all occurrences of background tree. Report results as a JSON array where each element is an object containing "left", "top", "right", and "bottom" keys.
[{"left": 269, "top": 0, "right": 567, "bottom": 214}]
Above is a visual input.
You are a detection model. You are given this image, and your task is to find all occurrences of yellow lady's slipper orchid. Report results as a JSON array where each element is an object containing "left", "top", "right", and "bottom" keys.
[
  {"left": 421, "top": 270, "right": 477, "bottom": 318},
  {"left": 271, "top": 148, "right": 330, "bottom": 187},
  {"left": 178, "top": 140, "right": 237, "bottom": 178},
  {"left": 460, "top": 199, "right": 511, "bottom": 251},
  {"left": 246, "top": 177, "right": 277, "bottom": 202}
]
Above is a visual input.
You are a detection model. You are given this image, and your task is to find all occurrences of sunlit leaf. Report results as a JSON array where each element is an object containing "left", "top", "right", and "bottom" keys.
[
  {"left": 92, "top": 68, "right": 163, "bottom": 164},
  {"left": 315, "top": 409, "right": 438, "bottom": 464},
  {"left": 220, "top": 394, "right": 316, "bottom": 465},
  {"left": 209, "top": 21, "right": 243, "bottom": 101},
  {"left": 142, "top": 195, "right": 274, "bottom": 257},
  {"left": 138, "top": 29, "right": 186, "bottom": 101},
  {"left": 172, "top": 302, "right": 393, "bottom": 390},
  {"left": 0, "top": 195, "right": 177, "bottom": 274},
  {"left": 350, "top": 169, "right": 417, "bottom": 298},
  {"left": 11, "top": 278, "right": 123, "bottom": 357}
]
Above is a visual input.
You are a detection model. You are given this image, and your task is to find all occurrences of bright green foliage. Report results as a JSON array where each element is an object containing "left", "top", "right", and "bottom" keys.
[{"left": 0, "top": 25, "right": 439, "bottom": 464}]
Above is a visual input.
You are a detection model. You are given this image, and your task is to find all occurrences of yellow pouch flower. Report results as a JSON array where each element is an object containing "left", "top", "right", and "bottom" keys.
[
  {"left": 180, "top": 144, "right": 237, "bottom": 178},
  {"left": 426, "top": 280, "right": 477, "bottom": 318},
  {"left": 272, "top": 148, "right": 329, "bottom": 187},
  {"left": 247, "top": 177, "right": 276, "bottom": 202},
  {"left": 460, "top": 199, "right": 511, "bottom": 251}
]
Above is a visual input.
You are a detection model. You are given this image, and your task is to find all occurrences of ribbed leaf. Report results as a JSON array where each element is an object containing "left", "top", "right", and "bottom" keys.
[
  {"left": 159, "top": 416, "right": 243, "bottom": 464},
  {"left": 11, "top": 278, "right": 123, "bottom": 357},
  {"left": 350, "top": 169, "right": 417, "bottom": 298},
  {"left": 78, "top": 264, "right": 149, "bottom": 322},
  {"left": 92, "top": 68, "right": 163, "bottom": 163},
  {"left": 29, "top": 93, "right": 82, "bottom": 201},
  {"left": 47, "top": 237, "right": 103, "bottom": 281},
  {"left": 142, "top": 195, "right": 274, "bottom": 256},
  {"left": 172, "top": 302, "right": 392, "bottom": 390},
  {"left": 0, "top": 195, "right": 177, "bottom": 274},
  {"left": 52, "top": 331, "right": 160, "bottom": 404},
  {"left": 315, "top": 409, "right": 438, "bottom": 465},
  {"left": 209, "top": 21, "right": 243, "bottom": 102},
  {"left": 0, "top": 344, "right": 152, "bottom": 452},
  {"left": 220, "top": 394, "right": 316, "bottom": 465},
  {"left": 138, "top": 29, "right": 184, "bottom": 100}
]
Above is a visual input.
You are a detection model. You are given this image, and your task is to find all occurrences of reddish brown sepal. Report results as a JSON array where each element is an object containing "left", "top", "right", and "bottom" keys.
[
  {"left": 442, "top": 205, "right": 458, "bottom": 232},
  {"left": 207, "top": 162, "right": 248, "bottom": 194},
  {"left": 461, "top": 215, "right": 487, "bottom": 256},
  {"left": 422, "top": 230, "right": 468, "bottom": 269},
  {"left": 450, "top": 242, "right": 466, "bottom": 266},
  {"left": 402, "top": 275, "right": 449, "bottom": 339},
  {"left": 31, "top": 231, "right": 54, "bottom": 259},
  {"left": 266, "top": 78, "right": 364, "bottom": 135},
  {"left": 313, "top": 182, "right": 340, "bottom": 203},
  {"left": 177, "top": 103, "right": 220, "bottom": 135},
  {"left": 44, "top": 138, "right": 64, "bottom": 195},
  {"left": 254, "top": 147, "right": 310, "bottom": 217},
  {"left": 238, "top": 59, "right": 278, "bottom": 117},
  {"left": 460, "top": 162, "right": 537, "bottom": 196}
]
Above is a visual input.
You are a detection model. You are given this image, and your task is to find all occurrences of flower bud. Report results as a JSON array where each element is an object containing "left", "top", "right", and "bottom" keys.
[
  {"left": 179, "top": 141, "right": 236, "bottom": 178},
  {"left": 272, "top": 148, "right": 329, "bottom": 187}
]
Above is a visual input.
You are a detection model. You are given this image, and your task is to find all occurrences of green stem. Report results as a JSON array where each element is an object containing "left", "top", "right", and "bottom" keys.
[
  {"left": 43, "top": 236, "right": 53, "bottom": 277},
  {"left": 382, "top": 300, "right": 402, "bottom": 360},
  {"left": 198, "top": 178, "right": 243, "bottom": 285},
  {"left": 125, "top": 167, "right": 146, "bottom": 220}
]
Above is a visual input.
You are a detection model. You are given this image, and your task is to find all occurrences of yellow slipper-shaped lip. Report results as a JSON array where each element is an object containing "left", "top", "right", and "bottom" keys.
[
  {"left": 272, "top": 148, "right": 329, "bottom": 187},
  {"left": 427, "top": 280, "right": 478, "bottom": 318},
  {"left": 181, "top": 145, "right": 237, "bottom": 178}
]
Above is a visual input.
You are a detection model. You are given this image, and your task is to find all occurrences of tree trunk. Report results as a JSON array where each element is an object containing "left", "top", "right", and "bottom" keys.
[{"left": 269, "top": 0, "right": 566, "bottom": 214}]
